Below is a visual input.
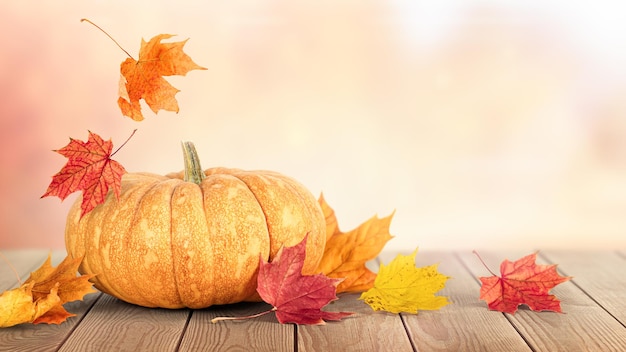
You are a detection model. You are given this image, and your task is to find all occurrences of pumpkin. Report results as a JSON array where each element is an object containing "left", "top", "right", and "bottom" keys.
[{"left": 64, "top": 142, "right": 326, "bottom": 309}]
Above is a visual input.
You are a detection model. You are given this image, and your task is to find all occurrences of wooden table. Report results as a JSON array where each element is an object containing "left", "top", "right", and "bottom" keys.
[{"left": 1, "top": 249, "right": 625, "bottom": 351}]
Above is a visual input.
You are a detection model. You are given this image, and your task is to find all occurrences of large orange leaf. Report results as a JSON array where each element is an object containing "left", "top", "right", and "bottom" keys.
[
  {"left": 118, "top": 34, "right": 206, "bottom": 121},
  {"left": 315, "top": 194, "right": 394, "bottom": 293},
  {"left": 0, "top": 254, "right": 95, "bottom": 327},
  {"left": 26, "top": 254, "right": 97, "bottom": 307},
  {"left": 42, "top": 131, "right": 128, "bottom": 217}
]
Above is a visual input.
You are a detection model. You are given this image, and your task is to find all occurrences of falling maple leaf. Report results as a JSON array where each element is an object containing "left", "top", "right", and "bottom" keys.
[
  {"left": 315, "top": 194, "right": 394, "bottom": 293},
  {"left": 212, "top": 235, "right": 353, "bottom": 325},
  {"left": 0, "top": 254, "right": 96, "bottom": 327},
  {"left": 117, "top": 33, "right": 207, "bottom": 121},
  {"left": 42, "top": 130, "right": 131, "bottom": 217},
  {"left": 359, "top": 249, "right": 450, "bottom": 314},
  {"left": 475, "top": 251, "right": 571, "bottom": 314}
]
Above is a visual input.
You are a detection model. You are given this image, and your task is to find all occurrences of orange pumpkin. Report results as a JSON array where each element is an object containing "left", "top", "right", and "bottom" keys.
[{"left": 65, "top": 142, "right": 326, "bottom": 309}]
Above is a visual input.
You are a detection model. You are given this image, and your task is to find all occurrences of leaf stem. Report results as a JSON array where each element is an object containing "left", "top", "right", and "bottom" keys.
[
  {"left": 111, "top": 129, "right": 137, "bottom": 157},
  {"left": 81, "top": 18, "right": 134, "bottom": 59},
  {"left": 211, "top": 308, "right": 275, "bottom": 323},
  {"left": 0, "top": 251, "right": 22, "bottom": 286},
  {"left": 472, "top": 250, "right": 497, "bottom": 277}
]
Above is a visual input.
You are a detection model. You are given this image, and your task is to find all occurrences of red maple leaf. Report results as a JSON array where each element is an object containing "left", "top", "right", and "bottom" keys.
[
  {"left": 256, "top": 235, "right": 353, "bottom": 325},
  {"left": 475, "top": 251, "right": 571, "bottom": 314},
  {"left": 42, "top": 131, "right": 131, "bottom": 217},
  {"left": 212, "top": 235, "right": 353, "bottom": 325}
]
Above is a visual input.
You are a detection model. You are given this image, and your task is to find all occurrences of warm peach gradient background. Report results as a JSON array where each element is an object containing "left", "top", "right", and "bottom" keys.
[{"left": 2, "top": 1, "right": 625, "bottom": 251}]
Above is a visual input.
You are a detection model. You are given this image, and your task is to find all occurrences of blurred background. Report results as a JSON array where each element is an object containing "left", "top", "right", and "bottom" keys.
[{"left": 1, "top": 1, "right": 625, "bottom": 251}]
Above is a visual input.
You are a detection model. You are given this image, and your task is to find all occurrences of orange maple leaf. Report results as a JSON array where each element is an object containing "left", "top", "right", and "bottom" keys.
[
  {"left": 476, "top": 252, "right": 572, "bottom": 314},
  {"left": 42, "top": 131, "right": 130, "bottom": 217},
  {"left": 118, "top": 34, "right": 207, "bottom": 121},
  {"left": 315, "top": 194, "right": 394, "bottom": 293},
  {"left": 0, "top": 254, "right": 95, "bottom": 327}
]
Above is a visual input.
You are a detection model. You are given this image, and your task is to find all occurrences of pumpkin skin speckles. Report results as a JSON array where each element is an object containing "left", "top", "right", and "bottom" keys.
[{"left": 65, "top": 147, "right": 325, "bottom": 309}]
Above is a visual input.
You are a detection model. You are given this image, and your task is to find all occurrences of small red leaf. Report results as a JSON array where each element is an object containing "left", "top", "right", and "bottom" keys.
[
  {"left": 42, "top": 131, "right": 127, "bottom": 217},
  {"left": 476, "top": 252, "right": 571, "bottom": 314},
  {"left": 256, "top": 235, "right": 353, "bottom": 325}
]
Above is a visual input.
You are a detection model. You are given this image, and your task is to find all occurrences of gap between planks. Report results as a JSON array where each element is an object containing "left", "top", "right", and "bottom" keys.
[
  {"left": 538, "top": 250, "right": 626, "bottom": 328},
  {"left": 379, "top": 251, "right": 533, "bottom": 352},
  {"left": 457, "top": 250, "right": 626, "bottom": 352},
  {"left": 2, "top": 250, "right": 625, "bottom": 352}
]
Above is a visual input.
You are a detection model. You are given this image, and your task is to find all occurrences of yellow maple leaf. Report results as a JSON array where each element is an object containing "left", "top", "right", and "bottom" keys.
[
  {"left": 0, "top": 283, "right": 61, "bottom": 328},
  {"left": 315, "top": 194, "right": 394, "bottom": 293},
  {"left": 0, "top": 254, "right": 95, "bottom": 327},
  {"left": 359, "top": 249, "right": 450, "bottom": 314}
]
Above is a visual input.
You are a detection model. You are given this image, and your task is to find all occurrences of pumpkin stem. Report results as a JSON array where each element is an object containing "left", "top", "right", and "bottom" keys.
[{"left": 182, "top": 141, "right": 206, "bottom": 185}]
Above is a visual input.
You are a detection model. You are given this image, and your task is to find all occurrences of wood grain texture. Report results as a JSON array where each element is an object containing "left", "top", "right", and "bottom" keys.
[
  {"left": 298, "top": 258, "right": 412, "bottom": 351},
  {"left": 179, "top": 302, "right": 293, "bottom": 352},
  {"left": 1, "top": 250, "right": 625, "bottom": 351},
  {"left": 58, "top": 294, "right": 190, "bottom": 352},
  {"left": 540, "top": 251, "right": 626, "bottom": 327},
  {"left": 382, "top": 251, "right": 532, "bottom": 352},
  {"left": 458, "top": 251, "right": 626, "bottom": 352},
  {"left": 298, "top": 293, "right": 414, "bottom": 352}
]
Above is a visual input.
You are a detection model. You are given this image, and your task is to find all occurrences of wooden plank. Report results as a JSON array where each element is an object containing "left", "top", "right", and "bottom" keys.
[
  {"left": 0, "top": 249, "right": 49, "bottom": 290},
  {"left": 458, "top": 251, "right": 626, "bottom": 352},
  {"left": 2, "top": 249, "right": 624, "bottom": 351},
  {"left": 58, "top": 294, "right": 189, "bottom": 352},
  {"left": 540, "top": 251, "right": 626, "bottom": 327},
  {"left": 298, "top": 259, "right": 413, "bottom": 351},
  {"left": 297, "top": 256, "right": 413, "bottom": 351},
  {"left": 298, "top": 293, "right": 414, "bottom": 352},
  {"left": 180, "top": 302, "right": 294, "bottom": 351},
  {"left": 380, "top": 251, "right": 532, "bottom": 352}
]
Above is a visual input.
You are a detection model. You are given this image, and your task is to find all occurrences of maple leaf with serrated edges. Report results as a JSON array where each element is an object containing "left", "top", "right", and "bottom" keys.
[
  {"left": 315, "top": 194, "right": 394, "bottom": 293},
  {"left": 42, "top": 131, "right": 130, "bottom": 217},
  {"left": 212, "top": 235, "right": 353, "bottom": 325},
  {"left": 359, "top": 249, "right": 450, "bottom": 314},
  {"left": 475, "top": 251, "right": 572, "bottom": 314},
  {"left": 118, "top": 34, "right": 206, "bottom": 121},
  {"left": 0, "top": 254, "right": 95, "bottom": 327},
  {"left": 256, "top": 234, "right": 353, "bottom": 325}
]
